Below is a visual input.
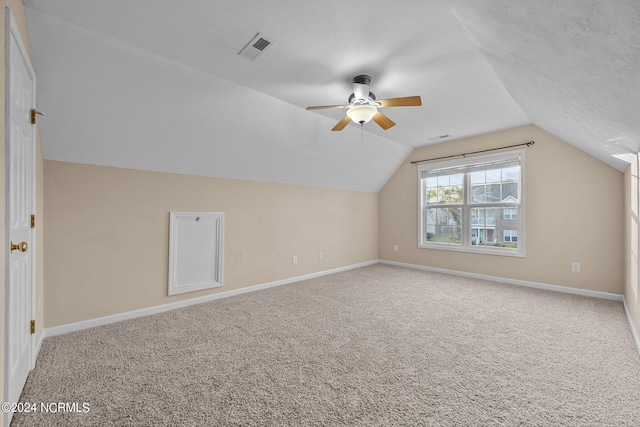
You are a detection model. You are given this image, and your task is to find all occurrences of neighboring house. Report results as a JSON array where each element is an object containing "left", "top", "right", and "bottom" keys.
[{"left": 471, "top": 196, "right": 519, "bottom": 246}]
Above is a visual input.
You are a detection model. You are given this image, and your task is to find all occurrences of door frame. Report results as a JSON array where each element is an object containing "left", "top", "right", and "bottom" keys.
[{"left": 4, "top": 5, "right": 37, "bottom": 416}]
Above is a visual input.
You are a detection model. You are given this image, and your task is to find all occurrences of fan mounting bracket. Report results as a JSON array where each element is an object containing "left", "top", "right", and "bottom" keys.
[{"left": 352, "top": 75, "right": 371, "bottom": 85}]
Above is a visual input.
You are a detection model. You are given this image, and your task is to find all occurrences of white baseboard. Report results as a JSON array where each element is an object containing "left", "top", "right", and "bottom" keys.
[
  {"left": 623, "top": 297, "right": 640, "bottom": 357},
  {"left": 45, "top": 260, "right": 380, "bottom": 338},
  {"left": 380, "top": 260, "right": 624, "bottom": 301},
  {"left": 32, "top": 328, "right": 46, "bottom": 368}
]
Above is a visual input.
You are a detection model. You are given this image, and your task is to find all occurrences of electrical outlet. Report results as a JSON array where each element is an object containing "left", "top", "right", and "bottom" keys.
[
  {"left": 571, "top": 262, "right": 580, "bottom": 272},
  {"left": 393, "top": 245, "right": 399, "bottom": 252},
  {"left": 319, "top": 251, "right": 324, "bottom": 260},
  {"left": 292, "top": 256, "right": 298, "bottom": 264}
]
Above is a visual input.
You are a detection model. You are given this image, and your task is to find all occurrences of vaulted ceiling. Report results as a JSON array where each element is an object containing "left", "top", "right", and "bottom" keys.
[{"left": 24, "top": 0, "right": 639, "bottom": 192}]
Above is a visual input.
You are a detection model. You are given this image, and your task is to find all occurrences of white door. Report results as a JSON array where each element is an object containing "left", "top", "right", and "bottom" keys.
[{"left": 5, "top": 7, "right": 36, "bottom": 417}]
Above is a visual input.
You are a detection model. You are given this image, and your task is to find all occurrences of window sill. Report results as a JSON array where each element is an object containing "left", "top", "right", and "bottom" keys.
[{"left": 418, "top": 242, "right": 525, "bottom": 258}]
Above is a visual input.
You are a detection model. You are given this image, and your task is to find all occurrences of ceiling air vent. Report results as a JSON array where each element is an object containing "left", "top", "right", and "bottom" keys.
[{"left": 238, "top": 33, "right": 274, "bottom": 61}]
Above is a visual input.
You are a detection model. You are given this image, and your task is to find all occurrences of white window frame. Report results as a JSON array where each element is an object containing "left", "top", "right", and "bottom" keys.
[{"left": 418, "top": 149, "right": 525, "bottom": 257}]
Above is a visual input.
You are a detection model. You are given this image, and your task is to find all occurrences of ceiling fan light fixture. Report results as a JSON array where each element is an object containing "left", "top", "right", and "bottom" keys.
[
  {"left": 306, "top": 75, "right": 421, "bottom": 131},
  {"left": 346, "top": 104, "right": 377, "bottom": 124}
]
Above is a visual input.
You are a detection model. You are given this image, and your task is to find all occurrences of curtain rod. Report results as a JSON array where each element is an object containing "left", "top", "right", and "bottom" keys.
[{"left": 410, "top": 140, "right": 535, "bottom": 165}]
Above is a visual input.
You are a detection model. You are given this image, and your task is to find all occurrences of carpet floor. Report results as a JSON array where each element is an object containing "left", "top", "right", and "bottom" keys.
[{"left": 12, "top": 264, "right": 640, "bottom": 426}]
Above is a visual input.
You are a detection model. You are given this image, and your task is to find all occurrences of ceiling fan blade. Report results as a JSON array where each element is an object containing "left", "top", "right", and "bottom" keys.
[
  {"left": 306, "top": 104, "right": 349, "bottom": 110},
  {"left": 331, "top": 115, "right": 352, "bottom": 131},
  {"left": 372, "top": 112, "right": 396, "bottom": 130},
  {"left": 377, "top": 96, "right": 422, "bottom": 108}
]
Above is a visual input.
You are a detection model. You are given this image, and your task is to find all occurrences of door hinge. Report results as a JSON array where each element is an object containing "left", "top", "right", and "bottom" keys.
[
  {"left": 30, "top": 319, "right": 35, "bottom": 335},
  {"left": 30, "top": 214, "right": 35, "bottom": 229},
  {"left": 30, "top": 109, "right": 44, "bottom": 125}
]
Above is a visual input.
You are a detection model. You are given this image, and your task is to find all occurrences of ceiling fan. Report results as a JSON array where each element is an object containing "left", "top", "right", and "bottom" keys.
[{"left": 306, "top": 75, "right": 422, "bottom": 131}]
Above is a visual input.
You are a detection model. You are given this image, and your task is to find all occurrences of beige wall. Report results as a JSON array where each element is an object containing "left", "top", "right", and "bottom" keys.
[
  {"left": 380, "top": 125, "right": 624, "bottom": 294},
  {"left": 1, "top": 1, "right": 45, "bottom": 422},
  {"left": 624, "top": 156, "right": 640, "bottom": 337},
  {"left": 44, "top": 160, "right": 379, "bottom": 327}
]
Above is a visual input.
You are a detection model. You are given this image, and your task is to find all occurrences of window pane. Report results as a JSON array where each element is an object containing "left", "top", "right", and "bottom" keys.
[
  {"left": 437, "top": 185, "right": 459, "bottom": 204},
  {"left": 470, "top": 166, "right": 520, "bottom": 204},
  {"left": 502, "top": 182, "right": 519, "bottom": 202},
  {"left": 426, "top": 208, "right": 436, "bottom": 226},
  {"left": 425, "top": 207, "right": 461, "bottom": 244},
  {"left": 470, "top": 184, "right": 485, "bottom": 203},
  {"left": 503, "top": 167, "right": 519, "bottom": 181},
  {"left": 486, "top": 208, "right": 496, "bottom": 224},
  {"left": 425, "top": 177, "right": 438, "bottom": 188},
  {"left": 426, "top": 187, "right": 438, "bottom": 204},
  {"left": 471, "top": 228, "right": 487, "bottom": 245},
  {"left": 470, "top": 171, "right": 485, "bottom": 184},
  {"left": 486, "top": 183, "right": 501, "bottom": 202},
  {"left": 486, "top": 169, "right": 501, "bottom": 183},
  {"left": 426, "top": 174, "right": 463, "bottom": 205},
  {"left": 450, "top": 173, "right": 463, "bottom": 186},
  {"left": 471, "top": 208, "right": 480, "bottom": 225},
  {"left": 501, "top": 166, "right": 519, "bottom": 202},
  {"left": 470, "top": 207, "right": 500, "bottom": 245}
]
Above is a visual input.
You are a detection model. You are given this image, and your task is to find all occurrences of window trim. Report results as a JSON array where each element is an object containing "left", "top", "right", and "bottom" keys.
[{"left": 417, "top": 149, "right": 525, "bottom": 257}]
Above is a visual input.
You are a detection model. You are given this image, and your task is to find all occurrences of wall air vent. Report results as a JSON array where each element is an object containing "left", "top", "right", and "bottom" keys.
[{"left": 238, "top": 33, "right": 274, "bottom": 61}]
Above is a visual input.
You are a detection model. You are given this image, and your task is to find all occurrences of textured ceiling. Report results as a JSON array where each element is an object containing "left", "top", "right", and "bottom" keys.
[
  {"left": 23, "top": 0, "right": 638, "bottom": 191},
  {"left": 446, "top": 0, "right": 640, "bottom": 169}
]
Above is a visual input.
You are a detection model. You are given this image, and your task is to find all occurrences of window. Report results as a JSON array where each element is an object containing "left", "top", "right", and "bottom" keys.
[
  {"left": 418, "top": 150, "right": 524, "bottom": 256},
  {"left": 503, "top": 208, "right": 517, "bottom": 220},
  {"left": 503, "top": 230, "right": 518, "bottom": 242}
]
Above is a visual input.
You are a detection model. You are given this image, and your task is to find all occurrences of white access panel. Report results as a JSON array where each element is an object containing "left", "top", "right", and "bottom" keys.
[{"left": 168, "top": 212, "right": 224, "bottom": 296}]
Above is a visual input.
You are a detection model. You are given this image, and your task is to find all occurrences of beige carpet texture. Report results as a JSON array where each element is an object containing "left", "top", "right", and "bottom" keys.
[{"left": 12, "top": 264, "right": 640, "bottom": 426}]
